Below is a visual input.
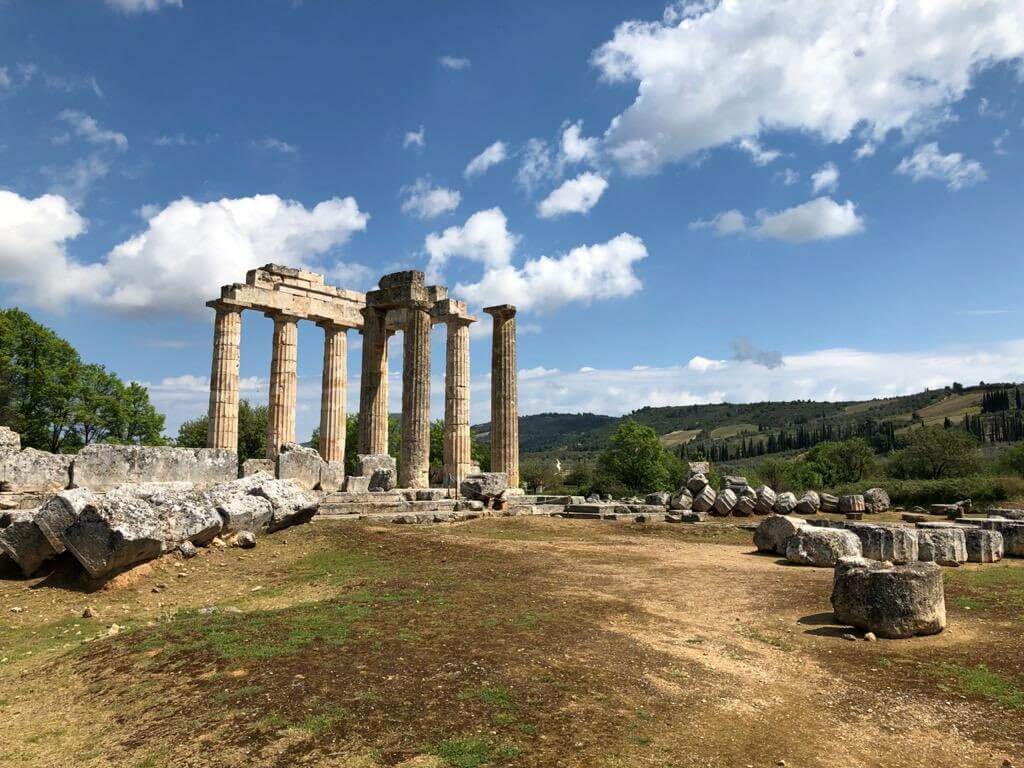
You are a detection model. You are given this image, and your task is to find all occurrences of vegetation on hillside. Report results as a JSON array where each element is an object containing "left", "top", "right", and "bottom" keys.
[{"left": 0, "top": 308, "right": 164, "bottom": 451}]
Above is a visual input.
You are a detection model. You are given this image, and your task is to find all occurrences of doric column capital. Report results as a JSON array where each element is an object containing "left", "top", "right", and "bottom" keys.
[
  {"left": 265, "top": 311, "right": 301, "bottom": 324},
  {"left": 484, "top": 304, "right": 517, "bottom": 320},
  {"left": 208, "top": 300, "right": 243, "bottom": 316}
]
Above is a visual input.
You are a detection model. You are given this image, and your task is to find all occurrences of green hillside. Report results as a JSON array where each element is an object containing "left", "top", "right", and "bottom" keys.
[{"left": 472, "top": 382, "right": 1023, "bottom": 460}]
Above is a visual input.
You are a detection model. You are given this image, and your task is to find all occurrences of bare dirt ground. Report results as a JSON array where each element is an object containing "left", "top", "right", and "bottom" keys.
[{"left": 1, "top": 517, "right": 1022, "bottom": 768}]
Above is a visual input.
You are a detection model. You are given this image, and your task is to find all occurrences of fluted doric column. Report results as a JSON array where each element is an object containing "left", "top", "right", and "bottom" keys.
[
  {"left": 318, "top": 322, "right": 347, "bottom": 464},
  {"left": 400, "top": 304, "right": 432, "bottom": 488},
  {"left": 485, "top": 304, "right": 519, "bottom": 487},
  {"left": 357, "top": 307, "right": 389, "bottom": 456},
  {"left": 207, "top": 303, "right": 242, "bottom": 452},
  {"left": 266, "top": 313, "right": 299, "bottom": 460},
  {"left": 444, "top": 317, "right": 472, "bottom": 487}
]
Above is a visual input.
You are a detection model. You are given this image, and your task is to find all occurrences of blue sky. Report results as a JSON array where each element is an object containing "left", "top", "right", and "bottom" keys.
[{"left": 2, "top": 0, "right": 1023, "bottom": 440}]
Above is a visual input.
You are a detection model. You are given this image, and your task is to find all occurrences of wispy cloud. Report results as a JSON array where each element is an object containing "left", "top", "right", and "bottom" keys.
[
  {"left": 251, "top": 136, "right": 298, "bottom": 155},
  {"left": 439, "top": 55, "right": 471, "bottom": 70},
  {"left": 403, "top": 125, "right": 426, "bottom": 149}
]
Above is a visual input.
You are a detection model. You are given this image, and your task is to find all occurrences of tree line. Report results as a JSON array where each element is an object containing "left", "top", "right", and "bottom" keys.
[{"left": 0, "top": 309, "right": 164, "bottom": 452}]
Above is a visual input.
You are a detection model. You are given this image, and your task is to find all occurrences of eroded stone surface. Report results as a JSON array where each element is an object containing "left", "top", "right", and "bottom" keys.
[
  {"left": 35, "top": 488, "right": 93, "bottom": 553},
  {"left": 754, "top": 514, "right": 807, "bottom": 555},
  {"left": 241, "top": 458, "right": 274, "bottom": 477},
  {"left": 917, "top": 528, "right": 968, "bottom": 566},
  {"left": 963, "top": 527, "right": 1003, "bottom": 563},
  {"left": 72, "top": 445, "right": 235, "bottom": 492},
  {"left": 0, "top": 427, "right": 20, "bottom": 459},
  {"left": 848, "top": 524, "right": 919, "bottom": 564},
  {"left": 774, "top": 492, "right": 798, "bottom": 515},
  {"left": 831, "top": 558, "right": 946, "bottom": 638},
  {"left": 669, "top": 487, "right": 693, "bottom": 510},
  {"left": 691, "top": 485, "right": 716, "bottom": 514},
  {"left": 786, "top": 527, "right": 862, "bottom": 567},
  {"left": 0, "top": 510, "right": 57, "bottom": 575},
  {"left": 754, "top": 485, "right": 777, "bottom": 515},
  {"left": 795, "top": 491, "right": 821, "bottom": 515},
  {"left": 839, "top": 494, "right": 866, "bottom": 514},
  {"left": 318, "top": 461, "right": 346, "bottom": 492},
  {"left": 711, "top": 488, "right": 737, "bottom": 517},
  {"left": 864, "top": 487, "right": 891, "bottom": 514},
  {"left": 460, "top": 472, "right": 508, "bottom": 501},
  {"left": 276, "top": 443, "right": 326, "bottom": 491},
  {"left": 1, "top": 448, "right": 72, "bottom": 493},
  {"left": 357, "top": 454, "right": 397, "bottom": 491},
  {"left": 63, "top": 497, "right": 164, "bottom": 579},
  {"left": 251, "top": 479, "right": 319, "bottom": 532}
]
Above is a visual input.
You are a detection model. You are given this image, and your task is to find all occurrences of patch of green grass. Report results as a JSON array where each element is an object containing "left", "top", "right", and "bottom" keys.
[
  {"left": 945, "top": 564, "right": 1024, "bottom": 612},
  {"left": 288, "top": 548, "right": 392, "bottom": 586},
  {"left": 299, "top": 703, "right": 349, "bottom": 735},
  {"left": 460, "top": 685, "right": 516, "bottom": 712},
  {"left": 743, "top": 629, "right": 794, "bottom": 652},
  {"left": 930, "top": 663, "right": 1024, "bottom": 709},
  {"left": 516, "top": 723, "right": 537, "bottom": 736},
  {"left": 211, "top": 684, "right": 261, "bottom": 706},
  {"left": 0, "top": 616, "right": 90, "bottom": 662},
  {"left": 135, "top": 748, "right": 170, "bottom": 768},
  {"left": 510, "top": 611, "right": 549, "bottom": 631},
  {"left": 430, "top": 737, "right": 520, "bottom": 768},
  {"left": 952, "top": 595, "right": 990, "bottom": 610}
]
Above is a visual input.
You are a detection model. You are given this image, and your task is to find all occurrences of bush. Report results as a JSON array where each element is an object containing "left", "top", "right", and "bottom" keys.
[
  {"left": 1001, "top": 444, "right": 1024, "bottom": 479},
  {"left": 888, "top": 425, "right": 980, "bottom": 480},
  {"left": 596, "top": 420, "right": 677, "bottom": 494},
  {"left": 831, "top": 476, "right": 1024, "bottom": 507}
]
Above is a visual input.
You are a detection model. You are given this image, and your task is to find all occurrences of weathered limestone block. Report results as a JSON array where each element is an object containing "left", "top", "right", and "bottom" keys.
[
  {"left": 737, "top": 485, "right": 757, "bottom": 502},
  {"left": 669, "top": 488, "right": 693, "bottom": 510},
  {"left": 216, "top": 494, "right": 274, "bottom": 534},
  {"left": 105, "top": 481, "right": 194, "bottom": 501},
  {"left": 147, "top": 489, "right": 223, "bottom": 548},
  {"left": 345, "top": 475, "right": 370, "bottom": 493},
  {"left": 1, "top": 448, "right": 72, "bottom": 493},
  {"left": 318, "top": 461, "right": 346, "bottom": 492},
  {"left": 754, "top": 485, "right": 777, "bottom": 515},
  {"left": 71, "top": 445, "right": 235, "bottom": 491},
  {"left": 963, "top": 527, "right": 1003, "bottom": 563},
  {"left": 357, "top": 454, "right": 397, "bottom": 491},
  {"left": 685, "top": 474, "right": 708, "bottom": 493},
  {"left": 819, "top": 493, "right": 839, "bottom": 513},
  {"left": 989, "top": 507, "right": 1024, "bottom": 520},
  {"left": 0, "top": 426, "right": 20, "bottom": 459},
  {"left": 978, "top": 519, "right": 1024, "bottom": 557},
  {"left": 252, "top": 479, "right": 319, "bottom": 532},
  {"left": 276, "top": 442, "right": 326, "bottom": 491},
  {"left": 460, "top": 472, "right": 508, "bottom": 501},
  {"left": 242, "top": 458, "right": 274, "bottom": 477},
  {"left": 847, "top": 523, "right": 919, "bottom": 564},
  {"left": 774, "top": 492, "right": 798, "bottom": 515},
  {"left": 839, "top": 494, "right": 866, "bottom": 514},
  {"left": 0, "top": 510, "right": 57, "bottom": 575},
  {"left": 733, "top": 496, "right": 757, "bottom": 517},
  {"left": 723, "top": 476, "right": 748, "bottom": 492},
  {"left": 754, "top": 514, "right": 808, "bottom": 555},
  {"left": 864, "top": 487, "right": 891, "bottom": 514},
  {"left": 677, "top": 510, "right": 707, "bottom": 523},
  {"left": 645, "top": 492, "right": 670, "bottom": 507},
  {"left": 785, "top": 527, "right": 862, "bottom": 567},
  {"left": 687, "top": 461, "right": 710, "bottom": 479},
  {"left": 35, "top": 488, "right": 93, "bottom": 553},
  {"left": 795, "top": 490, "right": 821, "bottom": 515},
  {"left": 917, "top": 528, "right": 968, "bottom": 567},
  {"left": 691, "top": 484, "right": 716, "bottom": 514},
  {"left": 711, "top": 488, "right": 738, "bottom": 516},
  {"left": 63, "top": 497, "right": 164, "bottom": 578},
  {"left": 831, "top": 558, "right": 946, "bottom": 638}
]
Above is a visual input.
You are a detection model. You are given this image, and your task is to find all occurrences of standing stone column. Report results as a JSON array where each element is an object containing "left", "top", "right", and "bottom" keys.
[
  {"left": 207, "top": 303, "right": 242, "bottom": 452},
  {"left": 400, "top": 304, "right": 431, "bottom": 488},
  {"left": 444, "top": 317, "right": 472, "bottom": 487},
  {"left": 266, "top": 313, "right": 299, "bottom": 460},
  {"left": 318, "top": 322, "right": 347, "bottom": 464},
  {"left": 484, "top": 305, "right": 519, "bottom": 487},
  {"left": 357, "top": 307, "right": 389, "bottom": 456}
]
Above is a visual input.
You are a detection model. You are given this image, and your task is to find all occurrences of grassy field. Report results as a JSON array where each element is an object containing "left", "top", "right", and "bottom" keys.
[{"left": 1, "top": 517, "right": 1022, "bottom": 767}]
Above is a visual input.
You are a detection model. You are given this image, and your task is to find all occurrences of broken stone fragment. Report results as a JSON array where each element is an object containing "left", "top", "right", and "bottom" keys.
[
  {"left": 357, "top": 454, "right": 397, "bottom": 491},
  {"left": 917, "top": 528, "right": 967, "bottom": 566},
  {"left": 0, "top": 510, "right": 57, "bottom": 576},
  {"left": 691, "top": 484, "right": 716, "bottom": 514},
  {"left": 35, "top": 488, "right": 93, "bottom": 553},
  {"left": 230, "top": 530, "right": 257, "bottom": 549},
  {"left": 62, "top": 496, "right": 164, "bottom": 579},
  {"left": 773, "top": 492, "right": 798, "bottom": 515},
  {"left": 711, "top": 488, "right": 737, "bottom": 516},
  {"left": 819, "top": 493, "right": 840, "bottom": 513},
  {"left": 754, "top": 514, "right": 808, "bottom": 555},
  {"left": 669, "top": 487, "right": 693, "bottom": 511},
  {"left": 794, "top": 490, "right": 821, "bottom": 515},
  {"left": 863, "top": 487, "right": 891, "bottom": 514},
  {"left": 685, "top": 474, "right": 708, "bottom": 494},
  {"left": 754, "top": 485, "right": 777, "bottom": 515},
  {"left": 276, "top": 442, "right": 326, "bottom": 491},
  {"left": 318, "top": 461, "right": 346, "bottom": 492},
  {"left": 846, "top": 523, "right": 918, "bottom": 564},
  {"left": 241, "top": 458, "right": 275, "bottom": 477},
  {"left": 215, "top": 494, "right": 274, "bottom": 534},
  {"left": 0, "top": 448, "right": 72, "bottom": 494},
  {"left": 345, "top": 475, "right": 370, "bottom": 493},
  {"left": 460, "top": 472, "right": 508, "bottom": 501},
  {"left": 733, "top": 496, "right": 757, "bottom": 517},
  {"left": 785, "top": 527, "right": 862, "bottom": 567},
  {"left": 645, "top": 491, "right": 670, "bottom": 507},
  {"left": 251, "top": 479, "right": 318, "bottom": 532},
  {"left": 963, "top": 527, "right": 1002, "bottom": 563},
  {"left": 0, "top": 426, "right": 20, "bottom": 460},
  {"left": 839, "top": 494, "right": 866, "bottom": 514}
]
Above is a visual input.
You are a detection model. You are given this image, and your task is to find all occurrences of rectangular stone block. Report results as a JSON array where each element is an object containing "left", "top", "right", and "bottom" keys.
[
  {"left": 71, "top": 445, "right": 236, "bottom": 492},
  {"left": 1, "top": 448, "right": 72, "bottom": 493},
  {"left": 242, "top": 458, "right": 275, "bottom": 477}
]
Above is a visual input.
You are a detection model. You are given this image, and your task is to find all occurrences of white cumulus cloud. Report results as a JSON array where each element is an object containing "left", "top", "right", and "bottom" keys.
[
  {"left": 400, "top": 178, "right": 461, "bottom": 219},
  {"left": 811, "top": 161, "right": 840, "bottom": 193},
  {"left": 896, "top": 143, "right": 987, "bottom": 190},
  {"left": 403, "top": 126, "right": 426, "bottom": 149},
  {"left": 424, "top": 207, "right": 519, "bottom": 283},
  {"left": 592, "top": 0, "right": 1024, "bottom": 174},
  {"left": 738, "top": 137, "right": 781, "bottom": 166},
  {"left": 536, "top": 172, "right": 609, "bottom": 218},
  {"left": 0, "top": 192, "right": 369, "bottom": 315},
  {"left": 464, "top": 141, "right": 508, "bottom": 178},
  {"left": 561, "top": 121, "right": 599, "bottom": 164},
  {"left": 691, "top": 197, "right": 865, "bottom": 243}
]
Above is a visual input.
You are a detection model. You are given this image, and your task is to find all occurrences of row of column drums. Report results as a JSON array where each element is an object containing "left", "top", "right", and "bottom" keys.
[{"left": 205, "top": 303, "right": 519, "bottom": 489}]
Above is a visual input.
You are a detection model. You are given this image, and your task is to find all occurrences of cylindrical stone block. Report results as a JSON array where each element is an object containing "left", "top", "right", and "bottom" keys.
[
  {"left": 266, "top": 313, "right": 299, "bottom": 460},
  {"left": 400, "top": 306, "right": 431, "bottom": 489},
  {"left": 484, "top": 305, "right": 519, "bottom": 487},
  {"left": 357, "top": 308, "right": 389, "bottom": 456},
  {"left": 207, "top": 305, "right": 242, "bottom": 452},
  {"left": 444, "top": 318, "right": 472, "bottom": 487},
  {"left": 318, "top": 323, "right": 347, "bottom": 464}
]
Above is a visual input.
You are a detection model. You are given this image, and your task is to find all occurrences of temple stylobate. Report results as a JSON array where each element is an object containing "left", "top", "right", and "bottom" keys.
[{"left": 205, "top": 264, "right": 518, "bottom": 489}]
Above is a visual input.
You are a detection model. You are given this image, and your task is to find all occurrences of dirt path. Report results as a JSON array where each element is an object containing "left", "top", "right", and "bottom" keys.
[{"left": 1, "top": 517, "right": 1021, "bottom": 768}]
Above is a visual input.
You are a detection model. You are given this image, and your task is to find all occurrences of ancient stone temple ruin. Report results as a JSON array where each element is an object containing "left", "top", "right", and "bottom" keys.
[{"left": 204, "top": 264, "right": 519, "bottom": 489}]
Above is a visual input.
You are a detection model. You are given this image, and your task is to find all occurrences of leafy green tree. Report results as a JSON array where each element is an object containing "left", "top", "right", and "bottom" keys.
[
  {"left": 803, "top": 438, "right": 876, "bottom": 485},
  {"left": 889, "top": 426, "right": 980, "bottom": 480},
  {"left": 74, "top": 364, "right": 125, "bottom": 445},
  {"left": 177, "top": 400, "right": 267, "bottom": 462},
  {"left": 1001, "top": 444, "right": 1024, "bottom": 479},
  {"left": 596, "top": 420, "right": 674, "bottom": 494}
]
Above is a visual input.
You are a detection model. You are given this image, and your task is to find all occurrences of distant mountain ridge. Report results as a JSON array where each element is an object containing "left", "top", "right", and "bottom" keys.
[{"left": 471, "top": 382, "right": 1023, "bottom": 457}]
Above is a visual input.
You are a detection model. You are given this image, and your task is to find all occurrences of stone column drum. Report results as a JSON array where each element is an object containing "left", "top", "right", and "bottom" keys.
[
  {"left": 318, "top": 322, "right": 347, "bottom": 464},
  {"left": 358, "top": 307, "right": 389, "bottom": 456},
  {"left": 266, "top": 313, "right": 299, "bottom": 460},
  {"left": 400, "top": 304, "right": 432, "bottom": 489},
  {"left": 444, "top": 317, "right": 473, "bottom": 487},
  {"left": 206, "top": 304, "right": 242, "bottom": 452},
  {"left": 484, "top": 304, "right": 519, "bottom": 487}
]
